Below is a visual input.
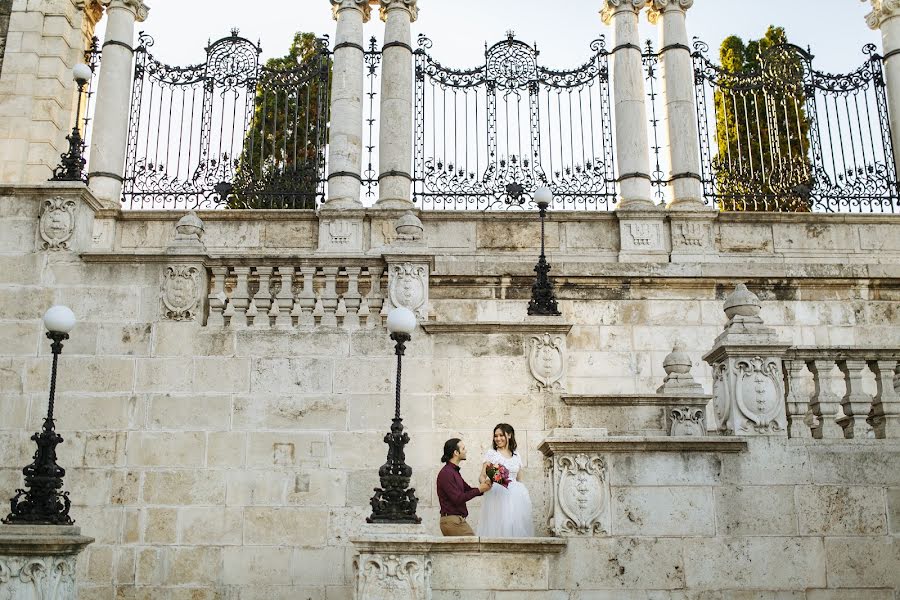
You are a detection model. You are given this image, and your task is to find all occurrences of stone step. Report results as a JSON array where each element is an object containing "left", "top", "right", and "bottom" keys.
[{"left": 553, "top": 394, "right": 712, "bottom": 436}]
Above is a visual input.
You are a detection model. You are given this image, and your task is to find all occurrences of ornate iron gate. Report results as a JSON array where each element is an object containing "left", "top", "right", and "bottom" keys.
[
  {"left": 413, "top": 32, "right": 616, "bottom": 210},
  {"left": 123, "top": 30, "right": 330, "bottom": 209},
  {"left": 693, "top": 41, "right": 900, "bottom": 212}
]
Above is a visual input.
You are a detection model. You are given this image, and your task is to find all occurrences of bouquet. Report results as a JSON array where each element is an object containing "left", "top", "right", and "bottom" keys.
[{"left": 484, "top": 463, "right": 510, "bottom": 488}]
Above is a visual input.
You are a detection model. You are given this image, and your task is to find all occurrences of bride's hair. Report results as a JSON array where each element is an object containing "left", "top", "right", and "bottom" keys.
[{"left": 491, "top": 423, "right": 517, "bottom": 454}]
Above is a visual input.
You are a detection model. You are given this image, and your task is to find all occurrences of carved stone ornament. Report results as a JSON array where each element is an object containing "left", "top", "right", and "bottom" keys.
[
  {"left": 0, "top": 556, "right": 77, "bottom": 600},
  {"left": 528, "top": 333, "right": 566, "bottom": 391},
  {"left": 388, "top": 263, "right": 428, "bottom": 319},
  {"left": 672, "top": 221, "right": 709, "bottom": 249},
  {"left": 647, "top": 0, "right": 694, "bottom": 23},
  {"left": 331, "top": 0, "right": 372, "bottom": 22},
  {"left": 600, "top": 0, "right": 646, "bottom": 24},
  {"left": 100, "top": 0, "right": 149, "bottom": 22},
  {"left": 354, "top": 553, "right": 432, "bottom": 600},
  {"left": 550, "top": 454, "right": 609, "bottom": 536},
  {"left": 161, "top": 265, "right": 201, "bottom": 321},
  {"left": 712, "top": 356, "right": 787, "bottom": 435},
  {"left": 627, "top": 222, "right": 660, "bottom": 247},
  {"left": 863, "top": 0, "right": 900, "bottom": 30},
  {"left": 669, "top": 407, "right": 706, "bottom": 436},
  {"left": 380, "top": 0, "right": 418, "bottom": 22},
  {"left": 38, "top": 197, "right": 76, "bottom": 251},
  {"left": 318, "top": 216, "right": 363, "bottom": 253}
]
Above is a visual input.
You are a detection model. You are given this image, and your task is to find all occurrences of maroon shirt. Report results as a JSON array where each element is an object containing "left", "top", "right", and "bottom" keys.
[{"left": 436, "top": 462, "right": 482, "bottom": 518}]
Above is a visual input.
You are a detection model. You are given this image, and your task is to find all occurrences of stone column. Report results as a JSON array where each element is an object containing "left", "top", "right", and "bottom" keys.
[
  {"left": 87, "top": 0, "right": 149, "bottom": 204},
  {"left": 864, "top": 0, "right": 900, "bottom": 175},
  {"left": 0, "top": 525, "right": 93, "bottom": 600},
  {"left": 0, "top": 0, "right": 104, "bottom": 183},
  {"left": 324, "top": 0, "right": 371, "bottom": 209},
  {"left": 702, "top": 284, "right": 790, "bottom": 436},
  {"left": 375, "top": 0, "right": 417, "bottom": 209}
]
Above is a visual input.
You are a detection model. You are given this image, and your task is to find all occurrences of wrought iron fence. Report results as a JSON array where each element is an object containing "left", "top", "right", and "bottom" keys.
[
  {"left": 693, "top": 41, "right": 900, "bottom": 212},
  {"left": 123, "top": 30, "right": 330, "bottom": 209},
  {"left": 413, "top": 32, "right": 616, "bottom": 210}
]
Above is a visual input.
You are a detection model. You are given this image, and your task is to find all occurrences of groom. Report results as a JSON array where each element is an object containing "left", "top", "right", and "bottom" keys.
[{"left": 436, "top": 438, "right": 492, "bottom": 536}]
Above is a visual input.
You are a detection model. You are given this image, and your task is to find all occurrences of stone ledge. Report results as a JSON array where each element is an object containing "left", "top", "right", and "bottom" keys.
[
  {"left": 0, "top": 525, "right": 94, "bottom": 556},
  {"left": 351, "top": 535, "right": 566, "bottom": 554},
  {"left": 421, "top": 321, "right": 573, "bottom": 334},
  {"left": 562, "top": 394, "right": 712, "bottom": 406},
  {"left": 538, "top": 431, "right": 748, "bottom": 456}
]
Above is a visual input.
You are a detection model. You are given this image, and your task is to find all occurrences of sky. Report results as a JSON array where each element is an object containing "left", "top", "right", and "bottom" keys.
[{"left": 117, "top": 0, "right": 881, "bottom": 74}]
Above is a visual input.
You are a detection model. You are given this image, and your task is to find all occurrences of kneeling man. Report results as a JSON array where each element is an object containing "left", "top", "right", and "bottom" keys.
[{"left": 436, "top": 438, "right": 492, "bottom": 536}]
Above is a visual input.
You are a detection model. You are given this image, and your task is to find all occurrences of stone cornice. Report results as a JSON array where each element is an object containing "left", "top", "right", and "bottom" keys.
[
  {"left": 647, "top": 0, "right": 693, "bottom": 25},
  {"left": 351, "top": 535, "right": 567, "bottom": 554},
  {"left": 380, "top": 0, "right": 418, "bottom": 23},
  {"left": 785, "top": 346, "right": 900, "bottom": 361},
  {"left": 100, "top": 0, "right": 149, "bottom": 22},
  {"left": 331, "top": 0, "right": 372, "bottom": 23},
  {"left": 562, "top": 393, "right": 712, "bottom": 406},
  {"left": 0, "top": 526, "right": 94, "bottom": 556},
  {"left": 600, "top": 0, "right": 646, "bottom": 25},
  {"left": 538, "top": 432, "right": 748, "bottom": 456},
  {"left": 421, "top": 321, "right": 573, "bottom": 335},
  {"left": 864, "top": 0, "right": 900, "bottom": 30}
]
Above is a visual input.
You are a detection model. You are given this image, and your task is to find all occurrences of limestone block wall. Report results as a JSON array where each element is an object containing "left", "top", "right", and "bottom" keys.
[
  {"left": 1, "top": 184, "right": 899, "bottom": 598},
  {"left": 0, "top": 0, "right": 12, "bottom": 78}
]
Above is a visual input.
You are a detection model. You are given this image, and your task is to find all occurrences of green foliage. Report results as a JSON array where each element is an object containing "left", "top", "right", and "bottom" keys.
[
  {"left": 713, "top": 26, "right": 813, "bottom": 211},
  {"left": 231, "top": 32, "right": 330, "bottom": 209}
]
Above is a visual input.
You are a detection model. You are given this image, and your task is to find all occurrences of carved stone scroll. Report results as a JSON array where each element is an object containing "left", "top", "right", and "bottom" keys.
[
  {"left": 528, "top": 333, "right": 566, "bottom": 392},
  {"left": 354, "top": 553, "right": 432, "bottom": 600},
  {"left": 38, "top": 197, "right": 76, "bottom": 251},
  {"left": 549, "top": 453, "right": 609, "bottom": 536},
  {"left": 161, "top": 265, "right": 201, "bottom": 321}
]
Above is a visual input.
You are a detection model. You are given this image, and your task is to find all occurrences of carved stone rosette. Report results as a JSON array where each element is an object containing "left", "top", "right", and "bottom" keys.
[
  {"left": 160, "top": 265, "right": 201, "bottom": 321},
  {"left": 528, "top": 333, "right": 566, "bottom": 391},
  {"left": 548, "top": 453, "right": 609, "bottom": 536},
  {"left": 38, "top": 197, "right": 76, "bottom": 251},
  {"left": 0, "top": 556, "right": 76, "bottom": 600},
  {"left": 354, "top": 553, "right": 432, "bottom": 600},
  {"left": 386, "top": 262, "right": 429, "bottom": 320}
]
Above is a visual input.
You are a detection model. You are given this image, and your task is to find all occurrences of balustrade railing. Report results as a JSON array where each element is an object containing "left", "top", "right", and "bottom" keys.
[
  {"left": 122, "top": 30, "right": 331, "bottom": 210},
  {"left": 207, "top": 261, "right": 387, "bottom": 330},
  {"left": 693, "top": 41, "right": 900, "bottom": 212},
  {"left": 783, "top": 347, "right": 900, "bottom": 439},
  {"left": 413, "top": 32, "right": 616, "bottom": 210}
]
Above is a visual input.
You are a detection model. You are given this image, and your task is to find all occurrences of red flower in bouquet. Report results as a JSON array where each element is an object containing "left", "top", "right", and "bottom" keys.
[{"left": 484, "top": 463, "right": 510, "bottom": 488}]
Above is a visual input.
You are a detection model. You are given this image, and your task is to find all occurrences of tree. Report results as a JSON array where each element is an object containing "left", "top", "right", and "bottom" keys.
[
  {"left": 713, "top": 26, "right": 812, "bottom": 211},
  {"left": 231, "top": 32, "right": 330, "bottom": 209}
]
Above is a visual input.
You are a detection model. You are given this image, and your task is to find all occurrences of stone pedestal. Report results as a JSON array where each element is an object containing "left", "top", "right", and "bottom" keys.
[
  {"left": 703, "top": 284, "right": 790, "bottom": 436},
  {"left": 0, "top": 525, "right": 93, "bottom": 600}
]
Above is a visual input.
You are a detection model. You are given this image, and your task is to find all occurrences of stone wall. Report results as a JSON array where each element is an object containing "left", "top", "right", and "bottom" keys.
[
  {"left": 1, "top": 184, "right": 899, "bottom": 598},
  {"left": 0, "top": 0, "right": 12, "bottom": 79}
]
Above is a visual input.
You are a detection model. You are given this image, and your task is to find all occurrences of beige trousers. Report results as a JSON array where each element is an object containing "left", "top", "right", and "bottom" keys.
[{"left": 439, "top": 515, "right": 475, "bottom": 536}]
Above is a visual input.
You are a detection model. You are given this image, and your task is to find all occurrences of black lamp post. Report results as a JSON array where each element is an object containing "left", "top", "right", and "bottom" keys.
[
  {"left": 368, "top": 307, "right": 421, "bottom": 524},
  {"left": 50, "top": 63, "right": 93, "bottom": 182},
  {"left": 4, "top": 306, "right": 77, "bottom": 525},
  {"left": 527, "top": 186, "right": 561, "bottom": 316}
]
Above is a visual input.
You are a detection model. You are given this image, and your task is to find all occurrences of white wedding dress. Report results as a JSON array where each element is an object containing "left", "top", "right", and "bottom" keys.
[{"left": 476, "top": 449, "right": 534, "bottom": 537}]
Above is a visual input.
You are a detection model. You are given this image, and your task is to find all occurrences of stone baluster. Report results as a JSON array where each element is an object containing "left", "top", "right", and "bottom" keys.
[
  {"left": 274, "top": 266, "right": 295, "bottom": 329},
  {"left": 601, "top": 0, "right": 654, "bottom": 210},
  {"left": 298, "top": 267, "right": 318, "bottom": 329},
  {"left": 230, "top": 267, "right": 251, "bottom": 329},
  {"left": 837, "top": 359, "right": 873, "bottom": 439},
  {"left": 343, "top": 267, "right": 363, "bottom": 329},
  {"left": 320, "top": 266, "right": 340, "bottom": 327},
  {"left": 864, "top": 1, "right": 900, "bottom": 176},
  {"left": 207, "top": 267, "right": 228, "bottom": 327},
  {"left": 808, "top": 359, "right": 844, "bottom": 439},
  {"left": 252, "top": 266, "right": 273, "bottom": 330},
  {"left": 366, "top": 267, "right": 385, "bottom": 328},
  {"left": 869, "top": 359, "right": 900, "bottom": 438},
  {"left": 324, "top": 0, "right": 371, "bottom": 208},
  {"left": 375, "top": 0, "right": 418, "bottom": 209},
  {"left": 783, "top": 358, "right": 814, "bottom": 438},
  {"left": 88, "top": 0, "right": 149, "bottom": 203}
]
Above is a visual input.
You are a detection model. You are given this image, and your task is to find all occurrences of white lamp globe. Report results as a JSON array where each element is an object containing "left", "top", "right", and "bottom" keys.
[
  {"left": 534, "top": 186, "right": 552, "bottom": 206},
  {"left": 43, "top": 305, "right": 76, "bottom": 334},
  {"left": 386, "top": 307, "right": 417, "bottom": 335},
  {"left": 72, "top": 63, "right": 92, "bottom": 84}
]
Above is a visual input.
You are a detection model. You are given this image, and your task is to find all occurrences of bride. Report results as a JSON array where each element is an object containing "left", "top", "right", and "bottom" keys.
[{"left": 476, "top": 423, "right": 534, "bottom": 537}]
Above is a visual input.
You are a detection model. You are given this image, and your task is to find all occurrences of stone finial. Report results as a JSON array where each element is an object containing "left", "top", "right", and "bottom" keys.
[
  {"left": 331, "top": 0, "right": 373, "bottom": 23},
  {"left": 862, "top": 0, "right": 900, "bottom": 30},
  {"left": 657, "top": 341, "right": 704, "bottom": 394},
  {"left": 646, "top": 0, "right": 694, "bottom": 24},
  {"left": 600, "top": 0, "right": 646, "bottom": 25},
  {"left": 395, "top": 211, "right": 424, "bottom": 242},
  {"left": 167, "top": 211, "right": 206, "bottom": 253},
  {"left": 723, "top": 282, "right": 761, "bottom": 321},
  {"left": 716, "top": 283, "right": 775, "bottom": 344},
  {"left": 380, "top": 0, "right": 418, "bottom": 22}
]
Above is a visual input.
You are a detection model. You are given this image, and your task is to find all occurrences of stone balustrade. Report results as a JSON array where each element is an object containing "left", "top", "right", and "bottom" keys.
[
  {"left": 783, "top": 346, "right": 900, "bottom": 440},
  {"left": 206, "top": 261, "right": 388, "bottom": 330}
]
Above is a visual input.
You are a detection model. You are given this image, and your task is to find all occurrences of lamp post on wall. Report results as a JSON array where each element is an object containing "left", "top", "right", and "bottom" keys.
[
  {"left": 3, "top": 306, "right": 77, "bottom": 525},
  {"left": 51, "top": 64, "right": 93, "bottom": 182},
  {"left": 527, "top": 186, "right": 561, "bottom": 316},
  {"left": 367, "top": 307, "right": 421, "bottom": 524}
]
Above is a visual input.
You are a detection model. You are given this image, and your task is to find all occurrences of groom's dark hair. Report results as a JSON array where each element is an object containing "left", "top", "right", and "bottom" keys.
[{"left": 440, "top": 438, "right": 461, "bottom": 463}]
